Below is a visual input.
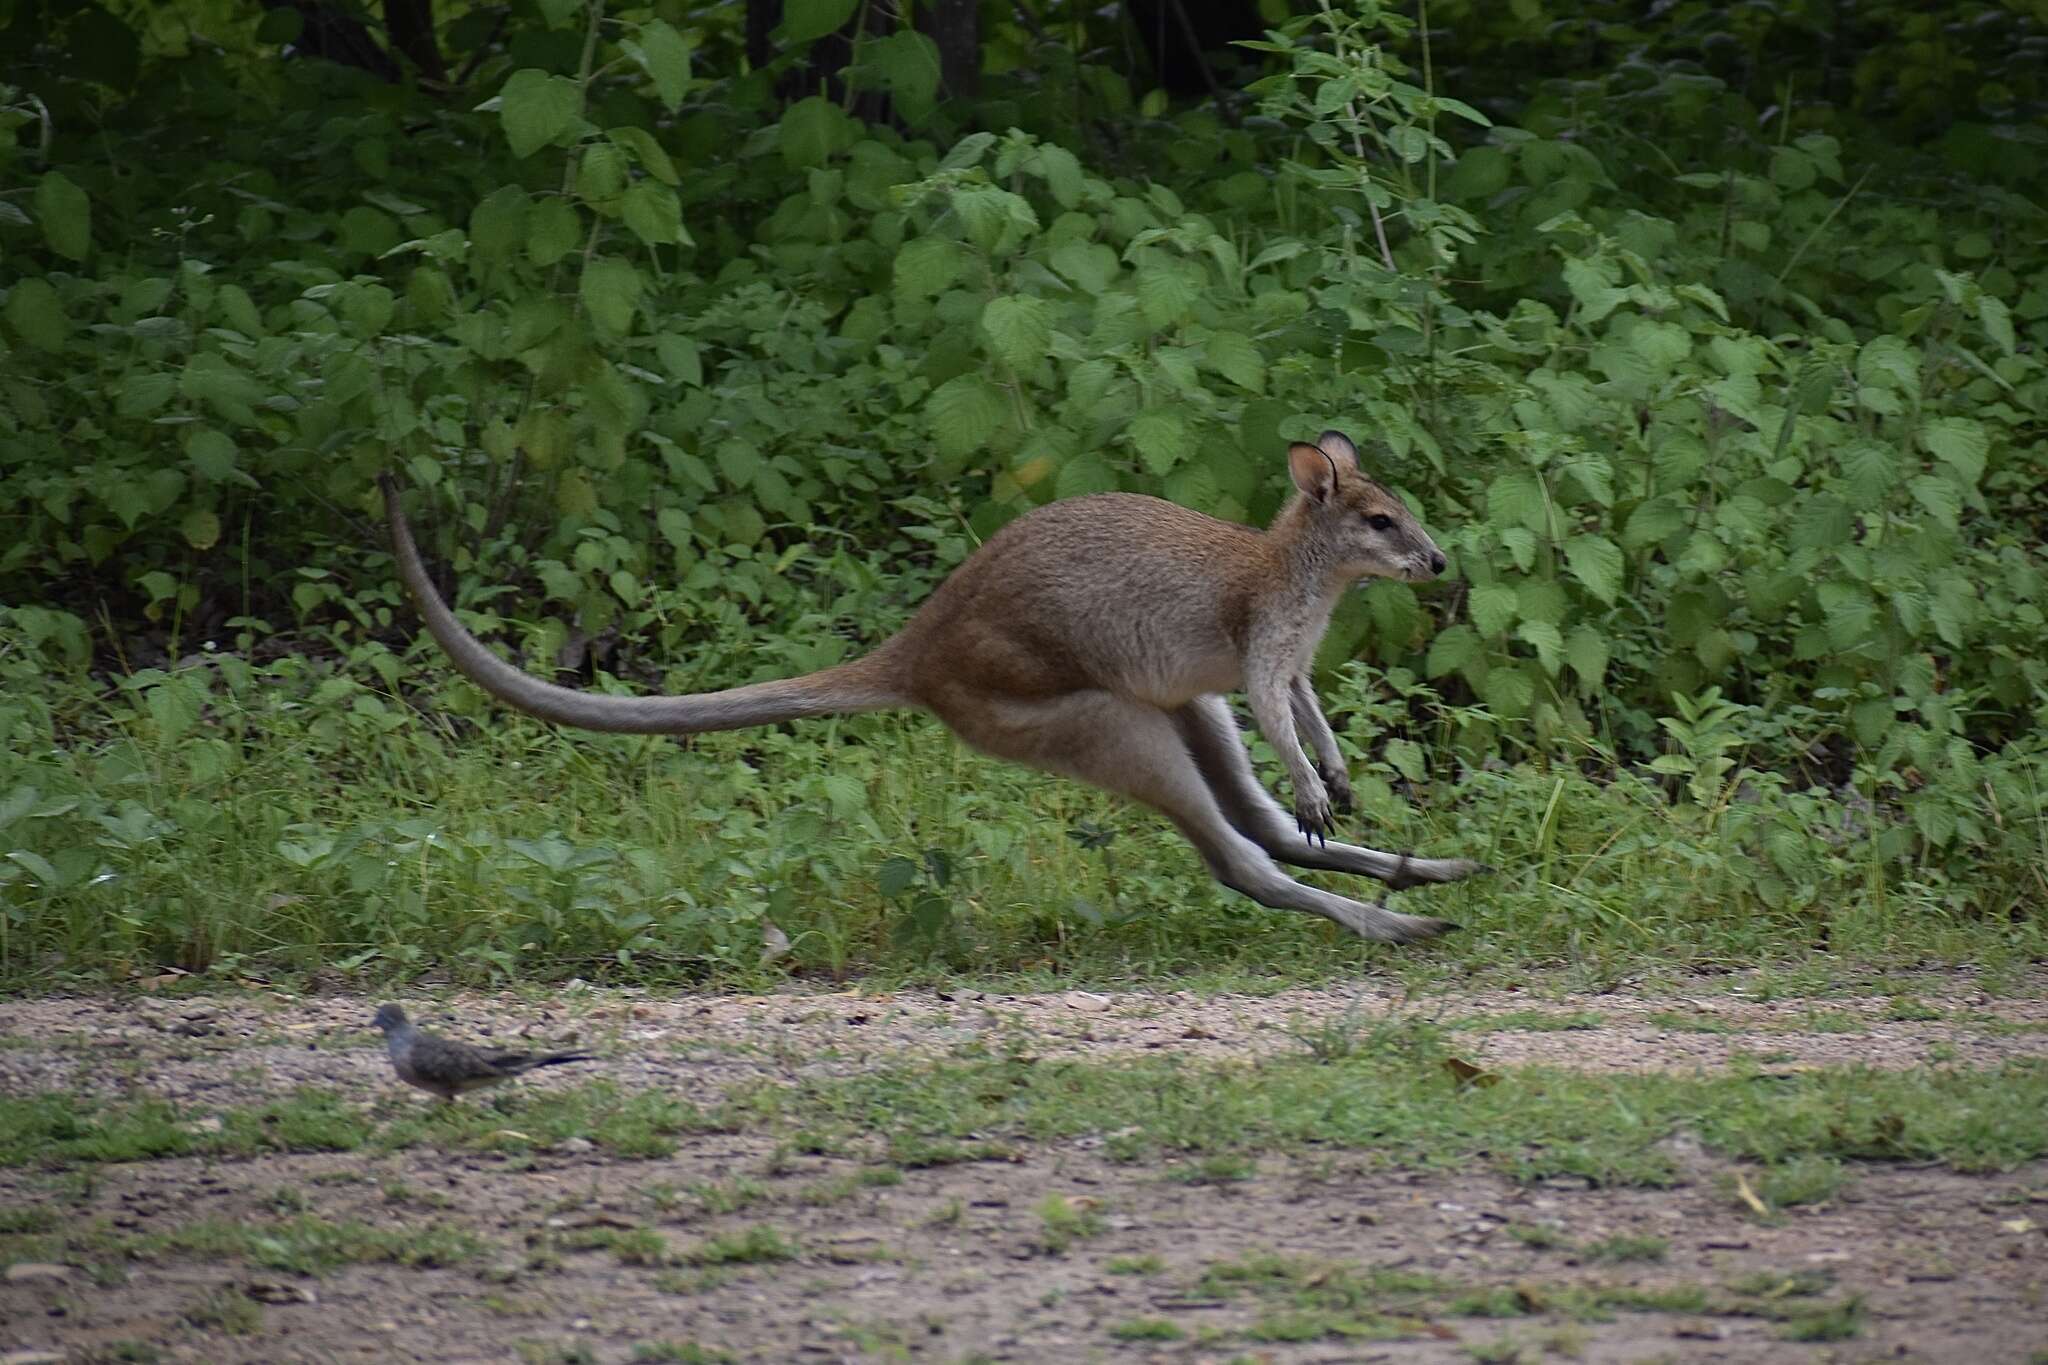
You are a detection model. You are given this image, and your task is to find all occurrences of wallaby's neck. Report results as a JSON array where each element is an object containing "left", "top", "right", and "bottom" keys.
[{"left": 1263, "top": 495, "right": 1347, "bottom": 595}]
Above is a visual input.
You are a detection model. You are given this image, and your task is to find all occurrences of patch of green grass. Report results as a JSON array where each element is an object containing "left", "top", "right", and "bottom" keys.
[
  {"left": 1106, "top": 1253, "right": 1164, "bottom": 1274},
  {"left": 1503, "top": 1222, "right": 1569, "bottom": 1250},
  {"left": 734, "top": 1049, "right": 2048, "bottom": 1187},
  {"left": 1776, "top": 1295, "right": 1865, "bottom": 1341},
  {"left": 1884, "top": 997, "right": 1945, "bottom": 1022},
  {"left": 0, "top": 1082, "right": 720, "bottom": 1168},
  {"left": 183, "top": 1287, "right": 262, "bottom": 1335},
  {"left": 1465, "top": 1335, "right": 1532, "bottom": 1364},
  {"left": 160, "top": 1215, "right": 484, "bottom": 1275},
  {"left": 1597, "top": 1283, "right": 1711, "bottom": 1313},
  {"left": 1583, "top": 1233, "right": 1667, "bottom": 1263},
  {"left": 690, "top": 1177, "right": 768, "bottom": 1214},
  {"left": 1165, "top": 1152, "right": 1256, "bottom": 1184},
  {"left": 1792, "top": 1009, "right": 1868, "bottom": 1034},
  {"left": 10, "top": 662, "right": 2038, "bottom": 999},
  {"left": 1034, "top": 1194, "right": 1104, "bottom": 1254},
  {"left": 684, "top": 1224, "right": 797, "bottom": 1266},
  {"left": 1109, "top": 1317, "right": 1184, "bottom": 1341},
  {"left": 1723, "top": 1268, "right": 1833, "bottom": 1299},
  {"left": 1752, "top": 1155, "right": 1849, "bottom": 1210},
  {"left": 0, "top": 1205, "right": 59, "bottom": 1234}
]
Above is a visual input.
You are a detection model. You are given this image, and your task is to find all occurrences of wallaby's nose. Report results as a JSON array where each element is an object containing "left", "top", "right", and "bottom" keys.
[{"left": 1429, "top": 551, "right": 1447, "bottom": 576}]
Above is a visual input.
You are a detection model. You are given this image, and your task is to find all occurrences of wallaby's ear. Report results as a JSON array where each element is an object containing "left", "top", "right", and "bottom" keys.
[
  {"left": 1288, "top": 442, "right": 1340, "bottom": 501},
  {"left": 1317, "top": 430, "right": 1361, "bottom": 468}
]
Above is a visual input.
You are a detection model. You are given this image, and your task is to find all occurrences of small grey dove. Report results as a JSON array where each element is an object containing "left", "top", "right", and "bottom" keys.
[{"left": 372, "top": 1003, "right": 594, "bottom": 1101}]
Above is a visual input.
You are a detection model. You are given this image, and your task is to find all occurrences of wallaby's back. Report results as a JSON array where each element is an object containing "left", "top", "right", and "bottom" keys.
[{"left": 894, "top": 493, "right": 1276, "bottom": 710}]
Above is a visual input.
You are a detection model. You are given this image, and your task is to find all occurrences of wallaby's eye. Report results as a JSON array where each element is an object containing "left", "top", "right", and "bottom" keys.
[{"left": 1368, "top": 513, "right": 1394, "bottom": 532}]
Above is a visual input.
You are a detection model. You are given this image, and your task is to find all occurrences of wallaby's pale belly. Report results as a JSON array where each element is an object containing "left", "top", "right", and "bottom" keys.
[{"left": 904, "top": 493, "right": 1266, "bottom": 709}]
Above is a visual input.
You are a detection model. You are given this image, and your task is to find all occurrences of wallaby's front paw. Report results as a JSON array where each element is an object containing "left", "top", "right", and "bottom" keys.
[
  {"left": 1294, "top": 783, "right": 1335, "bottom": 848},
  {"left": 1319, "top": 765, "right": 1355, "bottom": 815}
]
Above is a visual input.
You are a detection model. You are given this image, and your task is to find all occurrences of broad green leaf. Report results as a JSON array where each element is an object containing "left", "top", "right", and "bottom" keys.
[
  {"left": 779, "top": 96, "right": 854, "bottom": 169},
  {"left": 895, "top": 236, "right": 968, "bottom": 299},
  {"left": 1202, "top": 330, "right": 1265, "bottom": 392},
  {"left": 470, "top": 185, "right": 532, "bottom": 261},
  {"left": 608, "top": 127, "right": 679, "bottom": 186},
  {"left": 1977, "top": 294, "right": 2015, "bottom": 356},
  {"left": 1134, "top": 257, "right": 1200, "bottom": 328},
  {"left": 1498, "top": 526, "right": 1537, "bottom": 571},
  {"left": 116, "top": 371, "right": 175, "bottom": 418},
  {"left": 35, "top": 171, "right": 91, "bottom": 261},
  {"left": 580, "top": 257, "right": 642, "bottom": 336},
  {"left": 1036, "top": 144, "right": 1085, "bottom": 208},
  {"left": 1790, "top": 494, "right": 1852, "bottom": 550},
  {"left": 621, "top": 183, "right": 685, "bottom": 246},
  {"left": 497, "top": 69, "right": 581, "bottom": 159},
  {"left": 1622, "top": 496, "right": 1686, "bottom": 550},
  {"left": 981, "top": 295, "right": 1051, "bottom": 371},
  {"left": 1053, "top": 453, "right": 1119, "bottom": 499},
  {"left": 656, "top": 335, "right": 701, "bottom": 386},
  {"left": 1855, "top": 334, "right": 1918, "bottom": 392},
  {"left": 180, "top": 508, "right": 221, "bottom": 551},
  {"left": 188, "top": 430, "right": 240, "bottom": 481},
  {"left": 1563, "top": 534, "right": 1623, "bottom": 604},
  {"left": 1908, "top": 474, "right": 1961, "bottom": 528},
  {"left": 1564, "top": 626, "right": 1609, "bottom": 691},
  {"left": 1441, "top": 145, "right": 1508, "bottom": 201},
  {"left": 1517, "top": 619, "right": 1564, "bottom": 675},
  {"left": 1049, "top": 240, "right": 1118, "bottom": 294},
  {"left": 1469, "top": 584, "right": 1519, "bottom": 636},
  {"left": 1481, "top": 663, "right": 1536, "bottom": 718},
  {"left": 1485, "top": 468, "right": 1548, "bottom": 533},
  {"left": 628, "top": 19, "right": 692, "bottom": 111},
  {"left": 776, "top": 0, "right": 858, "bottom": 44},
  {"left": 527, "top": 198, "right": 580, "bottom": 266},
  {"left": 180, "top": 352, "right": 264, "bottom": 425},
  {"left": 1425, "top": 623, "right": 1481, "bottom": 677},
  {"left": 1128, "top": 411, "right": 1188, "bottom": 476},
  {"left": 928, "top": 373, "right": 1006, "bottom": 459},
  {"left": 4, "top": 277, "right": 69, "bottom": 350},
  {"left": 867, "top": 29, "right": 941, "bottom": 125},
  {"left": 1839, "top": 438, "right": 1900, "bottom": 507},
  {"left": 1817, "top": 582, "right": 1878, "bottom": 650},
  {"left": 1561, "top": 256, "right": 1625, "bottom": 324},
  {"left": 1919, "top": 417, "right": 1988, "bottom": 485},
  {"left": 576, "top": 142, "right": 629, "bottom": 213}
]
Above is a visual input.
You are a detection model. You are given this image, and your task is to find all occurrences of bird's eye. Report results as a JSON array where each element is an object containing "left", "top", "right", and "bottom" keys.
[{"left": 1368, "top": 513, "right": 1394, "bottom": 532}]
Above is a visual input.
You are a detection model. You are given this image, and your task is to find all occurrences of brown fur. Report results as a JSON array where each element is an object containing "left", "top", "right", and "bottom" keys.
[{"left": 381, "top": 430, "right": 1487, "bottom": 943}]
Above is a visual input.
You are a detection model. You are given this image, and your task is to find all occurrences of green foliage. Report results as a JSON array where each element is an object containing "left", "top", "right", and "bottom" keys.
[{"left": 0, "top": 0, "right": 2042, "bottom": 981}]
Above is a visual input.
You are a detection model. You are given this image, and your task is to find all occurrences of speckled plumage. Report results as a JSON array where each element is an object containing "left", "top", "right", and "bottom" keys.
[{"left": 372, "top": 1004, "right": 592, "bottom": 1101}]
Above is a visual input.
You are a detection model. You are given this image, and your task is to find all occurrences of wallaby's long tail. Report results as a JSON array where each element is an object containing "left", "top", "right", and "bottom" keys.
[{"left": 380, "top": 474, "right": 908, "bottom": 735}]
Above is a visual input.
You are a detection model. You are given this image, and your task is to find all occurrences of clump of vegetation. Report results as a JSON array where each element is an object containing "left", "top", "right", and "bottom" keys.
[{"left": 0, "top": 0, "right": 2040, "bottom": 991}]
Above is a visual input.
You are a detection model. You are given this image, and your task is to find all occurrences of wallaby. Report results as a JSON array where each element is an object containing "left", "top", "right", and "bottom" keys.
[{"left": 380, "top": 429, "right": 1486, "bottom": 943}]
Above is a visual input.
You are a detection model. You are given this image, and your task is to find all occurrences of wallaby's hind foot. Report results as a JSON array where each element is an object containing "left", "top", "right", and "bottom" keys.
[
  {"left": 1172, "top": 697, "right": 1485, "bottom": 894},
  {"left": 1315, "top": 901, "right": 1459, "bottom": 943},
  {"left": 1380, "top": 855, "right": 1493, "bottom": 893}
]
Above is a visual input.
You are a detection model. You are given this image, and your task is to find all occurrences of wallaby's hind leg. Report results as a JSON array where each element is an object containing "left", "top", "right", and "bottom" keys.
[
  {"left": 928, "top": 688, "right": 1451, "bottom": 943},
  {"left": 1174, "top": 695, "right": 1487, "bottom": 890}
]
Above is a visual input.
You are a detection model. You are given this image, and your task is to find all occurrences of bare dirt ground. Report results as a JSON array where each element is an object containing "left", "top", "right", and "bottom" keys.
[{"left": 4, "top": 975, "right": 2047, "bottom": 1364}]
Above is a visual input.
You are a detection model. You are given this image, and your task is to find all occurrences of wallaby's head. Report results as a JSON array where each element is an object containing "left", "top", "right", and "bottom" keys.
[{"left": 1285, "top": 430, "right": 1447, "bottom": 584}]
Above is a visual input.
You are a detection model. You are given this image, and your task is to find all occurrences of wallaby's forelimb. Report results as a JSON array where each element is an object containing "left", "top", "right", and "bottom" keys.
[
  {"left": 1174, "top": 697, "right": 1487, "bottom": 891},
  {"left": 1289, "top": 675, "right": 1354, "bottom": 814},
  {"left": 379, "top": 475, "right": 904, "bottom": 734}
]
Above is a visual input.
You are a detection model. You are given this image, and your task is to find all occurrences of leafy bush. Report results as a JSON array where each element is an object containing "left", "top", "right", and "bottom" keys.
[{"left": 0, "top": 0, "right": 2041, "bottom": 980}]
